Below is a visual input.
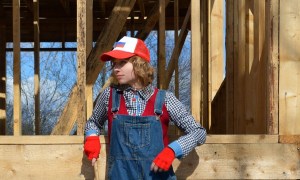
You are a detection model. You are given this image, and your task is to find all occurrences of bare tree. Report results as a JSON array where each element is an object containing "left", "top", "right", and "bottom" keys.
[{"left": 6, "top": 42, "right": 78, "bottom": 135}]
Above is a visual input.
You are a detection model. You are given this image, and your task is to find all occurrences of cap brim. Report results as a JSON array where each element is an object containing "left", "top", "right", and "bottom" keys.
[{"left": 100, "top": 50, "right": 135, "bottom": 61}]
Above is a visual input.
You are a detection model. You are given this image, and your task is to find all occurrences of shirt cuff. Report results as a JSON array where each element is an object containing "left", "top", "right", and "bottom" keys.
[
  {"left": 168, "top": 141, "right": 183, "bottom": 159},
  {"left": 85, "top": 130, "right": 98, "bottom": 137}
]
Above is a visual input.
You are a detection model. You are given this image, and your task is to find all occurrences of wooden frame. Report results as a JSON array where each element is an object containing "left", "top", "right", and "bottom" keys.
[
  {"left": 13, "top": 0, "right": 21, "bottom": 135},
  {"left": 1, "top": 0, "right": 300, "bottom": 179}
]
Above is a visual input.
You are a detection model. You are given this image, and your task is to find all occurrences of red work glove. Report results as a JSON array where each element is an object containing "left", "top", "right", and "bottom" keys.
[
  {"left": 152, "top": 147, "right": 175, "bottom": 171},
  {"left": 84, "top": 136, "right": 100, "bottom": 160}
]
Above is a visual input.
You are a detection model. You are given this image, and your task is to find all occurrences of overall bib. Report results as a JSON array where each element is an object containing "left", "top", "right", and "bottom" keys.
[{"left": 107, "top": 88, "right": 176, "bottom": 180}]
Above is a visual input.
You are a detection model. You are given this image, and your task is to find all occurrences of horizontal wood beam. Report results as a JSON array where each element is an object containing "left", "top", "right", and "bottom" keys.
[
  {"left": 0, "top": 135, "right": 279, "bottom": 145},
  {"left": 6, "top": 48, "right": 77, "bottom": 51},
  {"left": 279, "top": 135, "right": 300, "bottom": 144},
  {"left": 0, "top": 140, "right": 299, "bottom": 179}
]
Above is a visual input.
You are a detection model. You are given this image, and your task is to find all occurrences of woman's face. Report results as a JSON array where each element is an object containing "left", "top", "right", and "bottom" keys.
[{"left": 112, "top": 59, "right": 137, "bottom": 86}]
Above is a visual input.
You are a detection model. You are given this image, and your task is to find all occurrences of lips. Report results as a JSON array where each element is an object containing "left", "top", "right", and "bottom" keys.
[{"left": 116, "top": 75, "right": 123, "bottom": 80}]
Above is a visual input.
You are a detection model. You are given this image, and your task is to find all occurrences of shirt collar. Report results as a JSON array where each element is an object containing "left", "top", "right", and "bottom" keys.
[{"left": 114, "top": 84, "right": 155, "bottom": 100}]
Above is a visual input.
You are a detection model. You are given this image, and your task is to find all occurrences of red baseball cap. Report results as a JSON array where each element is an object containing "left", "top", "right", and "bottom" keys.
[{"left": 100, "top": 36, "right": 150, "bottom": 62}]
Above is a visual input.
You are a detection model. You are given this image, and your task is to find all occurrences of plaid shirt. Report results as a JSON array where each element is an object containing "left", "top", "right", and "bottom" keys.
[{"left": 85, "top": 84, "right": 206, "bottom": 158}]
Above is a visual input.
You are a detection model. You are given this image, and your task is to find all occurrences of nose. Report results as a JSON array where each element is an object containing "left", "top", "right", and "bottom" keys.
[{"left": 113, "top": 66, "right": 120, "bottom": 73}]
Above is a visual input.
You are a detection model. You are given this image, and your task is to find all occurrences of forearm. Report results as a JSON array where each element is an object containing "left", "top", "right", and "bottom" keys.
[
  {"left": 171, "top": 125, "right": 206, "bottom": 158},
  {"left": 84, "top": 87, "right": 110, "bottom": 137},
  {"left": 165, "top": 91, "right": 207, "bottom": 158}
]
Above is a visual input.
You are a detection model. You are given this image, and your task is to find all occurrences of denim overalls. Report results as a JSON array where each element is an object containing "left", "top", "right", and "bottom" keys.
[{"left": 107, "top": 88, "right": 176, "bottom": 180}]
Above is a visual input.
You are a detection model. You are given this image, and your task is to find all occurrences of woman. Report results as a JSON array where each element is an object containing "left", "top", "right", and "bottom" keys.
[{"left": 84, "top": 36, "right": 206, "bottom": 180}]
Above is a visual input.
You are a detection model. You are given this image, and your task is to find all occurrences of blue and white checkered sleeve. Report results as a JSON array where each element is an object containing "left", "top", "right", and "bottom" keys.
[
  {"left": 84, "top": 87, "right": 110, "bottom": 137},
  {"left": 165, "top": 91, "right": 206, "bottom": 158}
]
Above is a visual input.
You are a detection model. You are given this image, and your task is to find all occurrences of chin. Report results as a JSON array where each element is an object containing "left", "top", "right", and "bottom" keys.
[{"left": 117, "top": 81, "right": 127, "bottom": 85}]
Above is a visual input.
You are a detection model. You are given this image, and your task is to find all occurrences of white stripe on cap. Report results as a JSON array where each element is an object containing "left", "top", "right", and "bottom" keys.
[{"left": 113, "top": 36, "right": 137, "bottom": 53}]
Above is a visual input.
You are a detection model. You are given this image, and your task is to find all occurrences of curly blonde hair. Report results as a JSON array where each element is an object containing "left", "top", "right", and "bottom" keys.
[{"left": 110, "top": 56, "right": 154, "bottom": 87}]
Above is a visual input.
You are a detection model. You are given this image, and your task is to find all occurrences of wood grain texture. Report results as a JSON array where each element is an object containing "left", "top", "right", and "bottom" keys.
[
  {"left": 279, "top": 0, "right": 300, "bottom": 135},
  {"left": 0, "top": 136, "right": 298, "bottom": 179}
]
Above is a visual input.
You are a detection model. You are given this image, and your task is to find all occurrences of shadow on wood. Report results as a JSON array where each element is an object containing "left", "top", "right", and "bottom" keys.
[
  {"left": 80, "top": 152, "right": 94, "bottom": 179},
  {"left": 175, "top": 149, "right": 199, "bottom": 179}
]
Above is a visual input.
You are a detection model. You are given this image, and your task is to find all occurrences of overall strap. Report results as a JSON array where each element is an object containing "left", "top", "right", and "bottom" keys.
[
  {"left": 111, "top": 87, "right": 120, "bottom": 113},
  {"left": 154, "top": 90, "right": 166, "bottom": 115}
]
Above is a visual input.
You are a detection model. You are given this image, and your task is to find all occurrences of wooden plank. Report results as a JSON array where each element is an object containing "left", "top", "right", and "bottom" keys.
[
  {"left": 13, "top": 0, "right": 22, "bottom": 136},
  {"left": 0, "top": 25, "right": 6, "bottom": 135},
  {"left": 172, "top": 134, "right": 278, "bottom": 144},
  {"left": 191, "top": 0, "right": 202, "bottom": 124},
  {"left": 51, "top": 0, "right": 136, "bottom": 135},
  {"left": 247, "top": 0, "right": 266, "bottom": 133},
  {"left": 0, "top": 135, "right": 278, "bottom": 145},
  {"left": 245, "top": 0, "right": 254, "bottom": 133},
  {"left": 225, "top": 0, "right": 234, "bottom": 134},
  {"left": 157, "top": 0, "right": 166, "bottom": 89},
  {"left": 207, "top": 0, "right": 212, "bottom": 131},
  {"left": 279, "top": 0, "right": 300, "bottom": 135},
  {"left": 279, "top": 135, "right": 300, "bottom": 144},
  {"left": 86, "top": 0, "right": 93, "bottom": 119},
  {"left": 202, "top": 0, "right": 209, "bottom": 130},
  {"left": 233, "top": 0, "right": 240, "bottom": 133},
  {"left": 234, "top": 0, "right": 246, "bottom": 133},
  {"left": 174, "top": 0, "right": 180, "bottom": 136},
  {"left": 77, "top": 0, "right": 88, "bottom": 135},
  {"left": 0, "top": 144, "right": 94, "bottom": 180},
  {"left": 210, "top": 0, "right": 225, "bottom": 100},
  {"left": 174, "top": 0, "right": 179, "bottom": 98},
  {"left": 0, "top": 136, "right": 105, "bottom": 145},
  {"left": 244, "top": 0, "right": 256, "bottom": 133},
  {"left": 173, "top": 143, "right": 300, "bottom": 179},
  {"left": 33, "top": 0, "right": 40, "bottom": 135},
  {"left": 266, "top": 0, "right": 279, "bottom": 134},
  {"left": 205, "top": 134, "right": 278, "bottom": 144},
  {"left": 0, "top": 142, "right": 299, "bottom": 179}
]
